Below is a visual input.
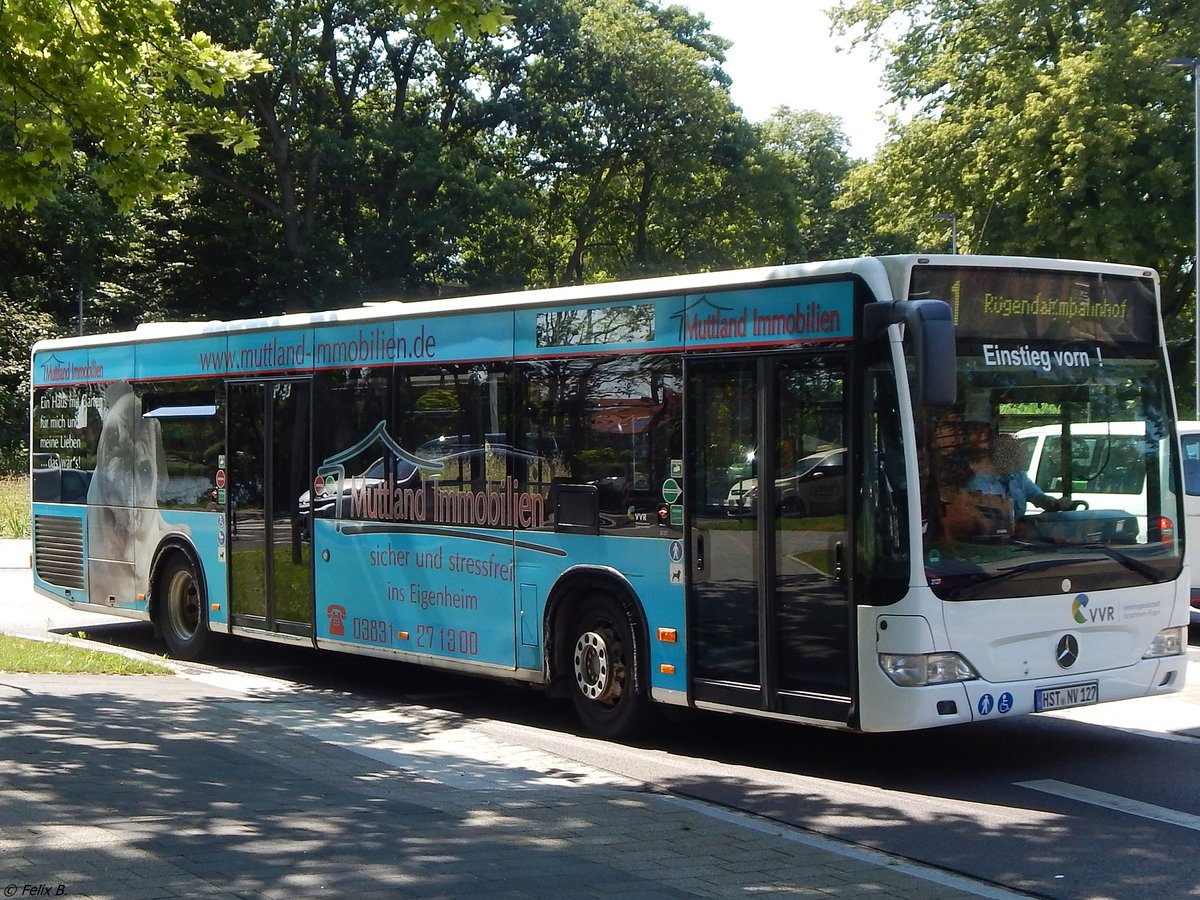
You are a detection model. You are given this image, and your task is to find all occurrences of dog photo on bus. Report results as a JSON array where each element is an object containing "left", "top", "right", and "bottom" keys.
[{"left": 85, "top": 381, "right": 183, "bottom": 606}]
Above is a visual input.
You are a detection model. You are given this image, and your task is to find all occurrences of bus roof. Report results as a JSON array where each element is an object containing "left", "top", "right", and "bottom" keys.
[{"left": 32, "top": 254, "right": 1158, "bottom": 354}]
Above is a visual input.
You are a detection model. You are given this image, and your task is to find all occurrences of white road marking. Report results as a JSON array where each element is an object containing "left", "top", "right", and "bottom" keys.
[{"left": 1018, "top": 779, "right": 1200, "bottom": 832}]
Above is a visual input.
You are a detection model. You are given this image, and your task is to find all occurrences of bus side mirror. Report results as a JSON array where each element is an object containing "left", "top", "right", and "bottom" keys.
[
  {"left": 864, "top": 299, "right": 957, "bottom": 407},
  {"left": 906, "top": 299, "right": 956, "bottom": 407},
  {"left": 553, "top": 482, "right": 600, "bottom": 535}
]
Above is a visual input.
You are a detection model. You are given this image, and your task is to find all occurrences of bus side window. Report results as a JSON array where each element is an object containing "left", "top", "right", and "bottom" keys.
[
  {"left": 1181, "top": 435, "right": 1200, "bottom": 496},
  {"left": 1184, "top": 459, "right": 1200, "bottom": 496}
]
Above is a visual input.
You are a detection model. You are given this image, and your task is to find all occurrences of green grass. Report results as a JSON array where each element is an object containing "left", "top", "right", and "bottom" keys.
[
  {"left": 0, "top": 632, "right": 172, "bottom": 675},
  {"left": 230, "top": 543, "right": 313, "bottom": 622},
  {"left": 0, "top": 476, "right": 30, "bottom": 539}
]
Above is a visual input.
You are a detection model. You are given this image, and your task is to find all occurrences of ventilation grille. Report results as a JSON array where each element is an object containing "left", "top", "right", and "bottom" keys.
[{"left": 34, "top": 515, "right": 85, "bottom": 590}]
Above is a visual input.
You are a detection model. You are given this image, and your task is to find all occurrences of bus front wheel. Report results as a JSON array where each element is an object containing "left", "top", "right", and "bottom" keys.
[
  {"left": 158, "top": 553, "right": 212, "bottom": 661},
  {"left": 568, "top": 593, "right": 652, "bottom": 739}
]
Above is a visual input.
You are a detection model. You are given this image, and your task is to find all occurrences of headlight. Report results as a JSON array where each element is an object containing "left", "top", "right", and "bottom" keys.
[
  {"left": 1143, "top": 626, "right": 1186, "bottom": 659},
  {"left": 879, "top": 651, "right": 978, "bottom": 686}
]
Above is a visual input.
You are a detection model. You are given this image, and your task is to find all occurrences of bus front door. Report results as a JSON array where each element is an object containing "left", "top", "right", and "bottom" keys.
[
  {"left": 686, "top": 354, "right": 852, "bottom": 723},
  {"left": 226, "top": 380, "right": 314, "bottom": 638}
]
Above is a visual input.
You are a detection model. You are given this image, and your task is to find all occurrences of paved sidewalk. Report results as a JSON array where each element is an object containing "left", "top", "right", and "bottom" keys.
[{"left": 0, "top": 542, "right": 1025, "bottom": 899}]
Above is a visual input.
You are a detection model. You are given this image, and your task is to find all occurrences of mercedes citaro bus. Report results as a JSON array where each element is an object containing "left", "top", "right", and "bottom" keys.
[{"left": 30, "top": 255, "right": 1189, "bottom": 737}]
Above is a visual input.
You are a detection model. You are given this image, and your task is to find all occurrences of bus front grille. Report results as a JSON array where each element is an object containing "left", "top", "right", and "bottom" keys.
[{"left": 34, "top": 515, "right": 85, "bottom": 590}]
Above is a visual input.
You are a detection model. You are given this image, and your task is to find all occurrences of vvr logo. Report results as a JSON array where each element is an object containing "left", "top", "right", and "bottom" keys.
[
  {"left": 1072, "top": 593, "right": 1115, "bottom": 624},
  {"left": 1072, "top": 594, "right": 1088, "bottom": 624}
]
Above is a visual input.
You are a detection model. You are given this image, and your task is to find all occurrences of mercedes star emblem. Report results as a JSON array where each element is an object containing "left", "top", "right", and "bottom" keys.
[{"left": 1056, "top": 634, "right": 1079, "bottom": 669}]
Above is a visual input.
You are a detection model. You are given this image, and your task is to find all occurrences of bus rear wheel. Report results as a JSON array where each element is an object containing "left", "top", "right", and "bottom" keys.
[
  {"left": 158, "top": 553, "right": 212, "bottom": 661},
  {"left": 568, "top": 593, "right": 652, "bottom": 739}
]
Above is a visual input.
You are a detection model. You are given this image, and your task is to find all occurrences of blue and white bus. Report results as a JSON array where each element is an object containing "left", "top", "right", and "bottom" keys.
[{"left": 30, "top": 255, "right": 1190, "bottom": 737}]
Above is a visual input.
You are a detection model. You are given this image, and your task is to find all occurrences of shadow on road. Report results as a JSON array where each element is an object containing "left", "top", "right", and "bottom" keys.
[{"left": 54, "top": 612, "right": 1200, "bottom": 900}]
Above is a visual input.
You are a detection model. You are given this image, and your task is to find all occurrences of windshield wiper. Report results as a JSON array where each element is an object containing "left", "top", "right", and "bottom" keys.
[
  {"left": 942, "top": 558, "right": 1069, "bottom": 600},
  {"left": 1082, "top": 544, "right": 1162, "bottom": 581},
  {"left": 941, "top": 547, "right": 1159, "bottom": 601}
]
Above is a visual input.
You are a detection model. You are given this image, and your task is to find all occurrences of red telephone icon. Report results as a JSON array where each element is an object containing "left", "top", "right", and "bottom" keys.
[{"left": 327, "top": 604, "right": 347, "bottom": 636}]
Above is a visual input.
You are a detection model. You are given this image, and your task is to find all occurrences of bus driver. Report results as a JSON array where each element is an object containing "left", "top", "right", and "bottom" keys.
[{"left": 969, "top": 432, "right": 1074, "bottom": 518}]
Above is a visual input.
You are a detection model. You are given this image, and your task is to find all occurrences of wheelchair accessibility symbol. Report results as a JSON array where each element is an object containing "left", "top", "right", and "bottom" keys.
[{"left": 997, "top": 692, "right": 1013, "bottom": 714}]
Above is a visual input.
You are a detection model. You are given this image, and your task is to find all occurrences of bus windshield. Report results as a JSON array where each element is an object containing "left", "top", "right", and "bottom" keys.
[{"left": 909, "top": 263, "right": 1183, "bottom": 601}]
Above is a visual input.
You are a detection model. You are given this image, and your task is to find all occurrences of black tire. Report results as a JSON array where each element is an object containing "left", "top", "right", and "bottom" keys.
[
  {"left": 158, "top": 553, "right": 213, "bottom": 661},
  {"left": 567, "top": 592, "right": 653, "bottom": 739},
  {"left": 779, "top": 496, "right": 807, "bottom": 518}
]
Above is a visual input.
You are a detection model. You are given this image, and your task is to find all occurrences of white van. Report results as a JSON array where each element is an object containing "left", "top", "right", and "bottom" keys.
[
  {"left": 1176, "top": 421, "right": 1200, "bottom": 624},
  {"left": 1017, "top": 422, "right": 1199, "bottom": 623}
]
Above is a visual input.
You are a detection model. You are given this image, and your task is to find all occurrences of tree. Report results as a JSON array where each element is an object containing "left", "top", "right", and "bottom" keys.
[
  {"left": 174, "top": 0, "right": 513, "bottom": 313},
  {"left": 732, "top": 108, "right": 859, "bottom": 264},
  {"left": 0, "top": 202, "right": 73, "bottom": 467},
  {"left": 0, "top": 0, "right": 269, "bottom": 211},
  {"left": 832, "top": 3, "right": 1192, "bottom": 260},
  {"left": 512, "top": 0, "right": 740, "bottom": 284},
  {"left": 9, "top": 0, "right": 863, "bottom": 332},
  {"left": 172, "top": 0, "right": 753, "bottom": 305}
]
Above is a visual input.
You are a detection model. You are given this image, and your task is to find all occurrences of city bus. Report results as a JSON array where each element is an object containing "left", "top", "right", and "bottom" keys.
[{"left": 29, "top": 255, "right": 1190, "bottom": 737}]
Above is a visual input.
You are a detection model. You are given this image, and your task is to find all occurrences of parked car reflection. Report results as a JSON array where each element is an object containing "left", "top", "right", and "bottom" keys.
[
  {"left": 726, "top": 448, "right": 845, "bottom": 517},
  {"left": 299, "top": 456, "right": 420, "bottom": 519}
]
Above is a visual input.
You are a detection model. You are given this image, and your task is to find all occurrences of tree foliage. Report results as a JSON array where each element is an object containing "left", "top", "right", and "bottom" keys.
[
  {"left": 164, "top": 0, "right": 854, "bottom": 312},
  {"left": 173, "top": 0, "right": 518, "bottom": 310},
  {"left": 510, "top": 0, "right": 741, "bottom": 283},
  {"left": 0, "top": 0, "right": 270, "bottom": 211},
  {"left": 831, "top": 3, "right": 1193, "bottom": 273}
]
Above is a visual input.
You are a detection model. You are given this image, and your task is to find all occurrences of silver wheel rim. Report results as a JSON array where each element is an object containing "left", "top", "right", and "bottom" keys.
[
  {"left": 573, "top": 627, "right": 622, "bottom": 704},
  {"left": 166, "top": 569, "right": 199, "bottom": 641}
]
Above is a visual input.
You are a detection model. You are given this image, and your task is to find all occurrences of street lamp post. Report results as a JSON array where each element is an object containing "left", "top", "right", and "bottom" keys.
[
  {"left": 1169, "top": 56, "right": 1200, "bottom": 418},
  {"left": 935, "top": 212, "right": 958, "bottom": 254}
]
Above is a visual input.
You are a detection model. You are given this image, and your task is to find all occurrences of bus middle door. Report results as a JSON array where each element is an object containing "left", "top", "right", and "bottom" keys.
[{"left": 226, "top": 379, "right": 314, "bottom": 638}]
